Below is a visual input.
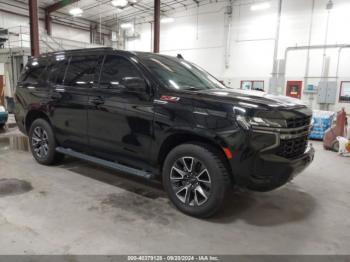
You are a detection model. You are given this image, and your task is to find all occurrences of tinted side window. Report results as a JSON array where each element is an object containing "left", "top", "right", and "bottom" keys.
[
  {"left": 64, "top": 55, "right": 102, "bottom": 88},
  {"left": 99, "top": 55, "right": 141, "bottom": 89},
  {"left": 48, "top": 59, "right": 69, "bottom": 85},
  {"left": 22, "top": 59, "right": 48, "bottom": 84}
]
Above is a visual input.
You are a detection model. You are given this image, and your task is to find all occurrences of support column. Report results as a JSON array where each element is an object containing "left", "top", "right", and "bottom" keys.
[
  {"left": 90, "top": 24, "right": 94, "bottom": 44},
  {"left": 29, "top": 0, "right": 40, "bottom": 57},
  {"left": 45, "top": 11, "right": 52, "bottom": 36},
  {"left": 153, "top": 0, "right": 160, "bottom": 53},
  {"left": 44, "top": 0, "right": 80, "bottom": 37}
]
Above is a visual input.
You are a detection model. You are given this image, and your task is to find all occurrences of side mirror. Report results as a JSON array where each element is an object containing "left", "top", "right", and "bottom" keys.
[{"left": 120, "top": 77, "right": 147, "bottom": 93}]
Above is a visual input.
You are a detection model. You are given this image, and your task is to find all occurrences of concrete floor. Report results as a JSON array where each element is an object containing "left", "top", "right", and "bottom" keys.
[{"left": 0, "top": 128, "right": 350, "bottom": 255}]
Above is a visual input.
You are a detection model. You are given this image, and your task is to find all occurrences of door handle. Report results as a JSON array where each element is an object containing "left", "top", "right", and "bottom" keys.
[{"left": 90, "top": 97, "right": 105, "bottom": 105}]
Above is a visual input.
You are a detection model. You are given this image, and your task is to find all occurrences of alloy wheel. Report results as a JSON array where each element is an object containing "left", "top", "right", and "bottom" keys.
[
  {"left": 31, "top": 126, "right": 49, "bottom": 158},
  {"left": 170, "top": 156, "right": 211, "bottom": 207}
]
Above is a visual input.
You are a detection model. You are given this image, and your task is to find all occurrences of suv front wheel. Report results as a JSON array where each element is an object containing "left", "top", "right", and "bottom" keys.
[
  {"left": 163, "top": 143, "right": 230, "bottom": 218},
  {"left": 29, "top": 119, "right": 63, "bottom": 165}
]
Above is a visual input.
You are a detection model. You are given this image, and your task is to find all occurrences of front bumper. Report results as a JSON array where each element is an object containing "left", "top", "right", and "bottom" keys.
[
  {"left": 243, "top": 143, "right": 315, "bottom": 192},
  {"left": 223, "top": 127, "right": 315, "bottom": 192}
]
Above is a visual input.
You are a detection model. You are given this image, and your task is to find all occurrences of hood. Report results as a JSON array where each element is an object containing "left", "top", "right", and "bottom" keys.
[{"left": 196, "top": 89, "right": 306, "bottom": 109}]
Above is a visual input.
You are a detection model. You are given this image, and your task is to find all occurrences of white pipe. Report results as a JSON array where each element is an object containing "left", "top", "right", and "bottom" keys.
[
  {"left": 269, "top": 0, "right": 282, "bottom": 95},
  {"left": 284, "top": 44, "right": 350, "bottom": 109},
  {"left": 335, "top": 47, "right": 344, "bottom": 80},
  {"left": 284, "top": 44, "right": 350, "bottom": 62},
  {"left": 321, "top": 10, "right": 331, "bottom": 80},
  {"left": 304, "top": 0, "right": 315, "bottom": 89},
  {"left": 271, "top": 0, "right": 282, "bottom": 78},
  {"left": 224, "top": 3, "right": 233, "bottom": 69}
]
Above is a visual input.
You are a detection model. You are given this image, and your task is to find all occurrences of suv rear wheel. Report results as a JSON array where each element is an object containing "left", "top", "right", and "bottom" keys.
[
  {"left": 163, "top": 143, "right": 230, "bottom": 218},
  {"left": 29, "top": 119, "right": 63, "bottom": 165}
]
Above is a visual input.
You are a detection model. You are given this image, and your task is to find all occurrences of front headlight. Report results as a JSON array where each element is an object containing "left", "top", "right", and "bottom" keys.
[
  {"left": 236, "top": 115, "right": 285, "bottom": 130},
  {"left": 236, "top": 115, "right": 251, "bottom": 130}
]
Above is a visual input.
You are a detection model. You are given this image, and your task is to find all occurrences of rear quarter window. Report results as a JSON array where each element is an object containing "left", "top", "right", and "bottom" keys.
[{"left": 21, "top": 58, "right": 48, "bottom": 85}]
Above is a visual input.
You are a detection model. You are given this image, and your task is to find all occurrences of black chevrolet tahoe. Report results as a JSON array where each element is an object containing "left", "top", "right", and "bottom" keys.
[{"left": 14, "top": 48, "right": 315, "bottom": 217}]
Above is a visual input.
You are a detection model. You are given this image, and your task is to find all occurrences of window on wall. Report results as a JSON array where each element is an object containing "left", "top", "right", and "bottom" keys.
[
  {"left": 339, "top": 82, "right": 350, "bottom": 102},
  {"left": 241, "top": 80, "right": 264, "bottom": 91}
]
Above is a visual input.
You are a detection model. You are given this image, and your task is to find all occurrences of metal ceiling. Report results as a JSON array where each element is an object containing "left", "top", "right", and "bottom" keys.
[
  {"left": 0, "top": 0, "right": 106, "bottom": 32},
  {"left": 1, "top": 0, "right": 226, "bottom": 30},
  {"left": 44, "top": 0, "right": 221, "bottom": 26}
]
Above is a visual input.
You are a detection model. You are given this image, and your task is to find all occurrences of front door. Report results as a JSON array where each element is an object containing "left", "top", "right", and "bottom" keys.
[
  {"left": 286, "top": 81, "right": 302, "bottom": 99},
  {"left": 87, "top": 54, "right": 154, "bottom": 166}
]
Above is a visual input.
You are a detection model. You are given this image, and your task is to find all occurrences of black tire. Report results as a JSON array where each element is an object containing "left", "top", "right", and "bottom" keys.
[
  {"left": 28, "top": 119, "right": 64, "bottom": 165},
  {"left": 163, "top": 143, "right": 230, "bottom": 218},
  {"left": 0, "top": 124, "right": 4, "bottom": 129}
]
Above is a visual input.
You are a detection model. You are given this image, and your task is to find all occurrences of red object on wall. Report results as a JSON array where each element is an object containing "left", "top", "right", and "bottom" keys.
[{"left": 286, "top": 81, "right": 302, "bottom": 99}]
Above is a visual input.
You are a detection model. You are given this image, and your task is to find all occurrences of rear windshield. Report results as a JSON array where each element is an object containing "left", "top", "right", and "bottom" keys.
[{"left": 139, "top": 55, "right": 226, "bottom": 91}]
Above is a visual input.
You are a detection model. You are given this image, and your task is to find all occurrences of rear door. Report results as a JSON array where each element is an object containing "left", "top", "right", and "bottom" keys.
[
  {"left": 87, "top": 54, "right": 154, "bottom": 165},
  {"left": 48, "top": 54, "right": 103, "bottom": 152}
]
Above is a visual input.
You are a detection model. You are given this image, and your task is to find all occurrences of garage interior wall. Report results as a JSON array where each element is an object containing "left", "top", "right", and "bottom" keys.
[
  {"left": 0, "top": 0, "right": 349, "bottom": 112},
  {"left": 125, "top": 0, "right": 350, "bottom": 113},
  {"left": 0, "top": 11, "right": 91, "bottom": 43}
]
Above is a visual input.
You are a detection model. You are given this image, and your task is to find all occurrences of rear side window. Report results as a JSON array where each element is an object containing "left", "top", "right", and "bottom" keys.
[
  {"left": 48, "top": 58, "right": 69, "bottom": 85},
  {"left": 21, "top": 59, "right": 48, "bottom": 84},
  {"left": 64, "top": 55, "right": 102, "bottom": 88},
  {"left": 99, "top": 55, "right": 141, "bottom": 89}
]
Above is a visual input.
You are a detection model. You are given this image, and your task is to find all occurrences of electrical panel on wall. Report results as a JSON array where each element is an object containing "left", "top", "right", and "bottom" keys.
[
  {"left": 317, "top": 81, "right": 337, "bottom": 104},
  {"left": 269, "top": 77, "right": 285, "bottom": 95}
]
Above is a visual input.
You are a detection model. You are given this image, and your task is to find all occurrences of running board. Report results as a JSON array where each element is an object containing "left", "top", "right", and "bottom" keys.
[{"left": 56, "top": 147, "right": 154, "bottom": 179}]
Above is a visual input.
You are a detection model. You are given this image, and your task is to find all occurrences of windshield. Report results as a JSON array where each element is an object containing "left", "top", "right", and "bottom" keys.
[{"left": 139, "top": 55, "right": 226, "bottom": 91}]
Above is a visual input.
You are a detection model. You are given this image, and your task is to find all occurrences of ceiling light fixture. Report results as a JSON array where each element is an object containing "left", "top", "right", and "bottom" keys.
[
  {"left": 120, "top": 23, "right": 133, "bottom": 29},
  {"left": 111, "top": 0, "right": 128, "bottom": 7},
  {"left": 160, "top": 17, "right": 175, "bottom": 23},
  {"left": 69, "top": 7, "right": 83, "bottom": 17},
  {"left": 250, "top": 2, "right": 271, "bottom": 11}
]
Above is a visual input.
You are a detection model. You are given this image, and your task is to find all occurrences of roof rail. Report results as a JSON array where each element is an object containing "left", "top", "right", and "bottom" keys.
[{"left": 46, "top": 47, "right": 113, "bottom": 55}]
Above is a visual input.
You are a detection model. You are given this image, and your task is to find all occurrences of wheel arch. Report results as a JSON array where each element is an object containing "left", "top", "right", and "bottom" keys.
[
  {"left": 157, "top": 132, "right": 234, "bottom": 184},
  {"left": 25, "top": 110, "right": 51, "bottom": 133}
]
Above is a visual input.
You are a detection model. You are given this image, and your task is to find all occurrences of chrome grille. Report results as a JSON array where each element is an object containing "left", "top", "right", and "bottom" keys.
[
  {"left": 252, "top": 115, "right": 312, "bottom": 159},
  {"left": 286, "top": 116, "right": 311, "bottom": 128}
]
